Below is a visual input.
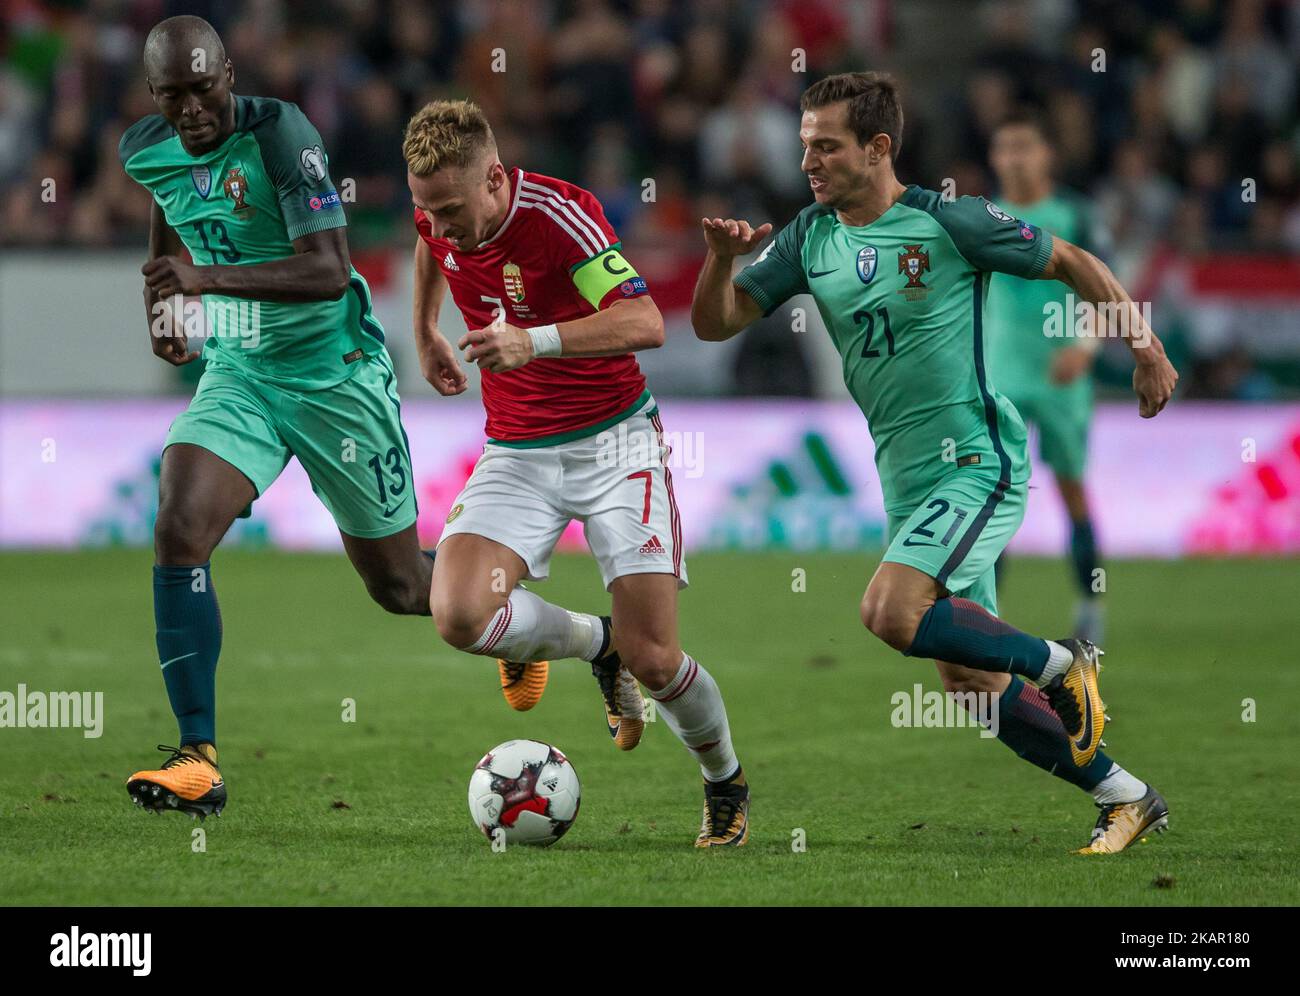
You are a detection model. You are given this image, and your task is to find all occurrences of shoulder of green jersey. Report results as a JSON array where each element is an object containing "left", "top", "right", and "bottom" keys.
[
  {"left": 118, "top": 115, "right": 176, "bottom": 167},
  {"left": 237, "top": 94, "right": 304, "bottom": 132},
  {"left": 905, "top": 189, "right": 1026, "bottom": 236},
  {"left": 791, "top": 200, "right": 833, "bottom": 233},
  {"left": 241, "top": 96, "right": 328, "bottom": 182},
  {"left": 903, "top": 187, "right": 1053, "bottom": 277},
  {"left": 902, "top": 186, "right": 1008, "bottom": 221},
  {"left": 746, "top": 202, "right": 829, "bottom": 268}
]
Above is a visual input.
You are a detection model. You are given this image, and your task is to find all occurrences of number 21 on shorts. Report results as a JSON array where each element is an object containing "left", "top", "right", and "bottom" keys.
[{"left": 903, "top": 498, "right": 968, "bottom": 548}]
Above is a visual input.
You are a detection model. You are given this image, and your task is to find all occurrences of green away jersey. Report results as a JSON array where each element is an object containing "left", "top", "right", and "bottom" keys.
[
  {"left": 734, "top": 186, "right": 1053, "bottom": 513},
  {"left": 985, "top": 189, "right": 1097, "bottom": 401},
  {"left": 120, "top": 95, "right": 385, "bottom": 391}
]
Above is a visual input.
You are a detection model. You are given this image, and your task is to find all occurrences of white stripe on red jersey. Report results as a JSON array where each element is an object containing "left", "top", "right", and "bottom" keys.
[
  {"left": 518, "top": 177, "right": 611, "bottom": 254},
  {"left": 517, "top": 193, "right": 605, "bottom": 258}
]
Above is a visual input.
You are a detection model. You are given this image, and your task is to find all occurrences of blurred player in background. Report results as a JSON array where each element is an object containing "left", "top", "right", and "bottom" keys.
[
  {"left": 404, "top": 101, "right": 749, "bottom": 847},
  {"left": 118, "top": 17, "right": 439, "bottom": 818},
  {"left": 986, "top": 111, "right": 1106, "bottom": 644},
  {"left": 692, "top": 72, "right": 1179, "bottom": 853}
]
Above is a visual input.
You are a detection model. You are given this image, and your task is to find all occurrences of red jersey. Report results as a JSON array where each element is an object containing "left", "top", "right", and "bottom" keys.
[{"left": 415, "top": 168, "right": 650, "bottom": 443}]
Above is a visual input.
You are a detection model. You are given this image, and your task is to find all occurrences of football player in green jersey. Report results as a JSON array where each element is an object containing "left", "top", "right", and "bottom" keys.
[
  {"left": 987, "top": 111, "right": 1106, "bottom": 644},
  {"left": 117, "top": 16, "right": 465, "bottom": 817},
  {"left": 691, "top": 72, "right": 1178, "bottom": 853}
]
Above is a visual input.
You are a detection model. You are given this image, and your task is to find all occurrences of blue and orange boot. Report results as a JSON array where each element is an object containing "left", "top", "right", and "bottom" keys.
[{"left": 127, "top": 744, "right": 225, "bottom": 819}]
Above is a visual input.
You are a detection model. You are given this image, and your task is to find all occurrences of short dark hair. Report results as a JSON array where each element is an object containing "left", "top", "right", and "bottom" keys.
[
  {"left": 800, "top": 71, "right": 904, "bottom": 160},
  {"left": 993, "top": 107, "right": 1055, "bottom": 146}
]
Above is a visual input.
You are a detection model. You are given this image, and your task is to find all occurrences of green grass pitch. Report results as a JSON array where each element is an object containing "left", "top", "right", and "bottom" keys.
[{"left": 1, "top": 549, "right": 1296, "bottom": 906}]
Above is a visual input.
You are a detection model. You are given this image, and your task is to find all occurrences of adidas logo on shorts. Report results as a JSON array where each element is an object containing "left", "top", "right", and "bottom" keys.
[{"left": 639, "top": 535, "right": 667, "bottom": 555}]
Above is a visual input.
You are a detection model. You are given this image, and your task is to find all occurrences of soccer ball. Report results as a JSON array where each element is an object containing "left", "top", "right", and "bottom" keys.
[{"left": 467, "top": 739, "right": 581, "bottom": 846}]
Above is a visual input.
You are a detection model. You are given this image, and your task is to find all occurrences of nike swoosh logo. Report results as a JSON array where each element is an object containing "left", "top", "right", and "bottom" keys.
[
  {"left": 160, "top": 652, "right": 198, "bottom": 670},
  {"left": 382, "top": 505, "right": 398, "bottom": 517},
  {"left": 808, "top": 268, "right": 836, "bottom": 278},
  {"left": 1073, "top": 678, "right": 1095, "bottom": 751},
  {"left": 902, "top": 538, "right": 940, "bottom": 548}
]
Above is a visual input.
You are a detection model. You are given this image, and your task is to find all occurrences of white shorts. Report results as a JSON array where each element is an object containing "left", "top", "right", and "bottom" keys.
[{"left": 439, "top": 399, "right": 687, "bottom": 591}]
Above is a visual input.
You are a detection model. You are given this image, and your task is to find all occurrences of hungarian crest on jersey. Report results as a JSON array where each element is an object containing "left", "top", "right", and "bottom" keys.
[
  {"left": 502, "top": 262, "right": 525, "bottom": 303},
  {"left": 897, "top": 244, "right": 931, "bottom": 301}
]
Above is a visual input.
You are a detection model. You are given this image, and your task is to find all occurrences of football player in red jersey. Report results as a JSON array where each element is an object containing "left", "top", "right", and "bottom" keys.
[{"left": 404, "top": 101, "right": 748, "bottom": 846}]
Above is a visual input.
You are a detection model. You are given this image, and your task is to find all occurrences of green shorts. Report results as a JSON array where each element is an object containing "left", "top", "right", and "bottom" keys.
[
  {"left": 883, "top": 469, "right": 1028, "bottom": 614},
  {"left": 165, "top": 351, "right": 417, "bottom": 538},
  {"left": 1007, "top": 386, "right": 1092, "bottom": 481}
]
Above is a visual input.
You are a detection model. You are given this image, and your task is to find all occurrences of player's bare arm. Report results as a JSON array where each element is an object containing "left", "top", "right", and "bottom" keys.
[
  {"left": 1040, "top": 237, "right": 1178, "bottom": 417},
  {"left": 690, "top": 217, "right": 771, "bottom": 342},
  {"left": 459, "top": 295, "right": 665, "bottom": 373},
  {"left": 412, "top": 236, "right": 468, "bottom": 395},
  {"left": 143, "top": 200, "right": 199, "bottom": 366},
  {"left": 141, "top": 226, "right": 352, "bottom": 303}
]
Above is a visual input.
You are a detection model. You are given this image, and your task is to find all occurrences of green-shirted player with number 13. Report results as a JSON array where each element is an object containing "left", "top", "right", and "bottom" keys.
[
  {"left": 691, "top": 72, "right": 1179, "bottom": 854},
  {"left": 115, "top": 16, "right": 467, "bottom": 818}
]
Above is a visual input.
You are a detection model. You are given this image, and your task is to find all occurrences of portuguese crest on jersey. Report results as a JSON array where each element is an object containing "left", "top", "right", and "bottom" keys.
[
  {"left": 222, "top": 166, "right": 254, "bottom": 216},
  {"left": 502, "top": 262, "right": 525, "bottom": 303},
  {"left": 897, "top": 244, "right": 931, "bottom": 301}
]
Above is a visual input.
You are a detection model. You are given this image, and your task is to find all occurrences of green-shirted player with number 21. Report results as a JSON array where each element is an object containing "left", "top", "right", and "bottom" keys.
[
  {"left": 115, "top": 16, "right": 466, "bottom": 819},
  {"left": 691, "top": 72, "right": 1179, "bottom": 854}
]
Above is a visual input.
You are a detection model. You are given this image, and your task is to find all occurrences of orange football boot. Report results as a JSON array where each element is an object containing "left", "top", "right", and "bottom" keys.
[
  {"left": 127, "top": 744, "right": 226, "bottom": 819},
  {"left": 498, "top": 659, "right": 549, "bottom": 711}
]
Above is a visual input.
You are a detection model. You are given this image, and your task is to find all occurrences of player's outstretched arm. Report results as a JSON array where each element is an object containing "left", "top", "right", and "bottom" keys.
[
  {"left": 413, "top": 237, "right": 467, "bottom": 396},
  {"left": 459, "top": 295, "right": 665, "bottom": 373},
  {"left": 1039, "top": 238, "right": 1178, "bottom": 418},
  {"left": 691, "top": 218, "right": 770, "bottom": 342},
  {"left": 143, "top": 200, "right": 200, "bottom": 366},
  {"left": 141, "top": 227, "right": 352, "bottom": 304}
]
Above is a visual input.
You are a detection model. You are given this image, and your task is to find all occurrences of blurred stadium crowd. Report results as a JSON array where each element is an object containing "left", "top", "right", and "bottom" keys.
[{"left": 1, "top": 0, "right": 1297, "bottom": 397}]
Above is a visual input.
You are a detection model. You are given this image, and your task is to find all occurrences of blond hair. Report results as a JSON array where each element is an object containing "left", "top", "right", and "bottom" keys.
[{"left": 403, "top": 99, "right": 496, "bottom": 176}]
